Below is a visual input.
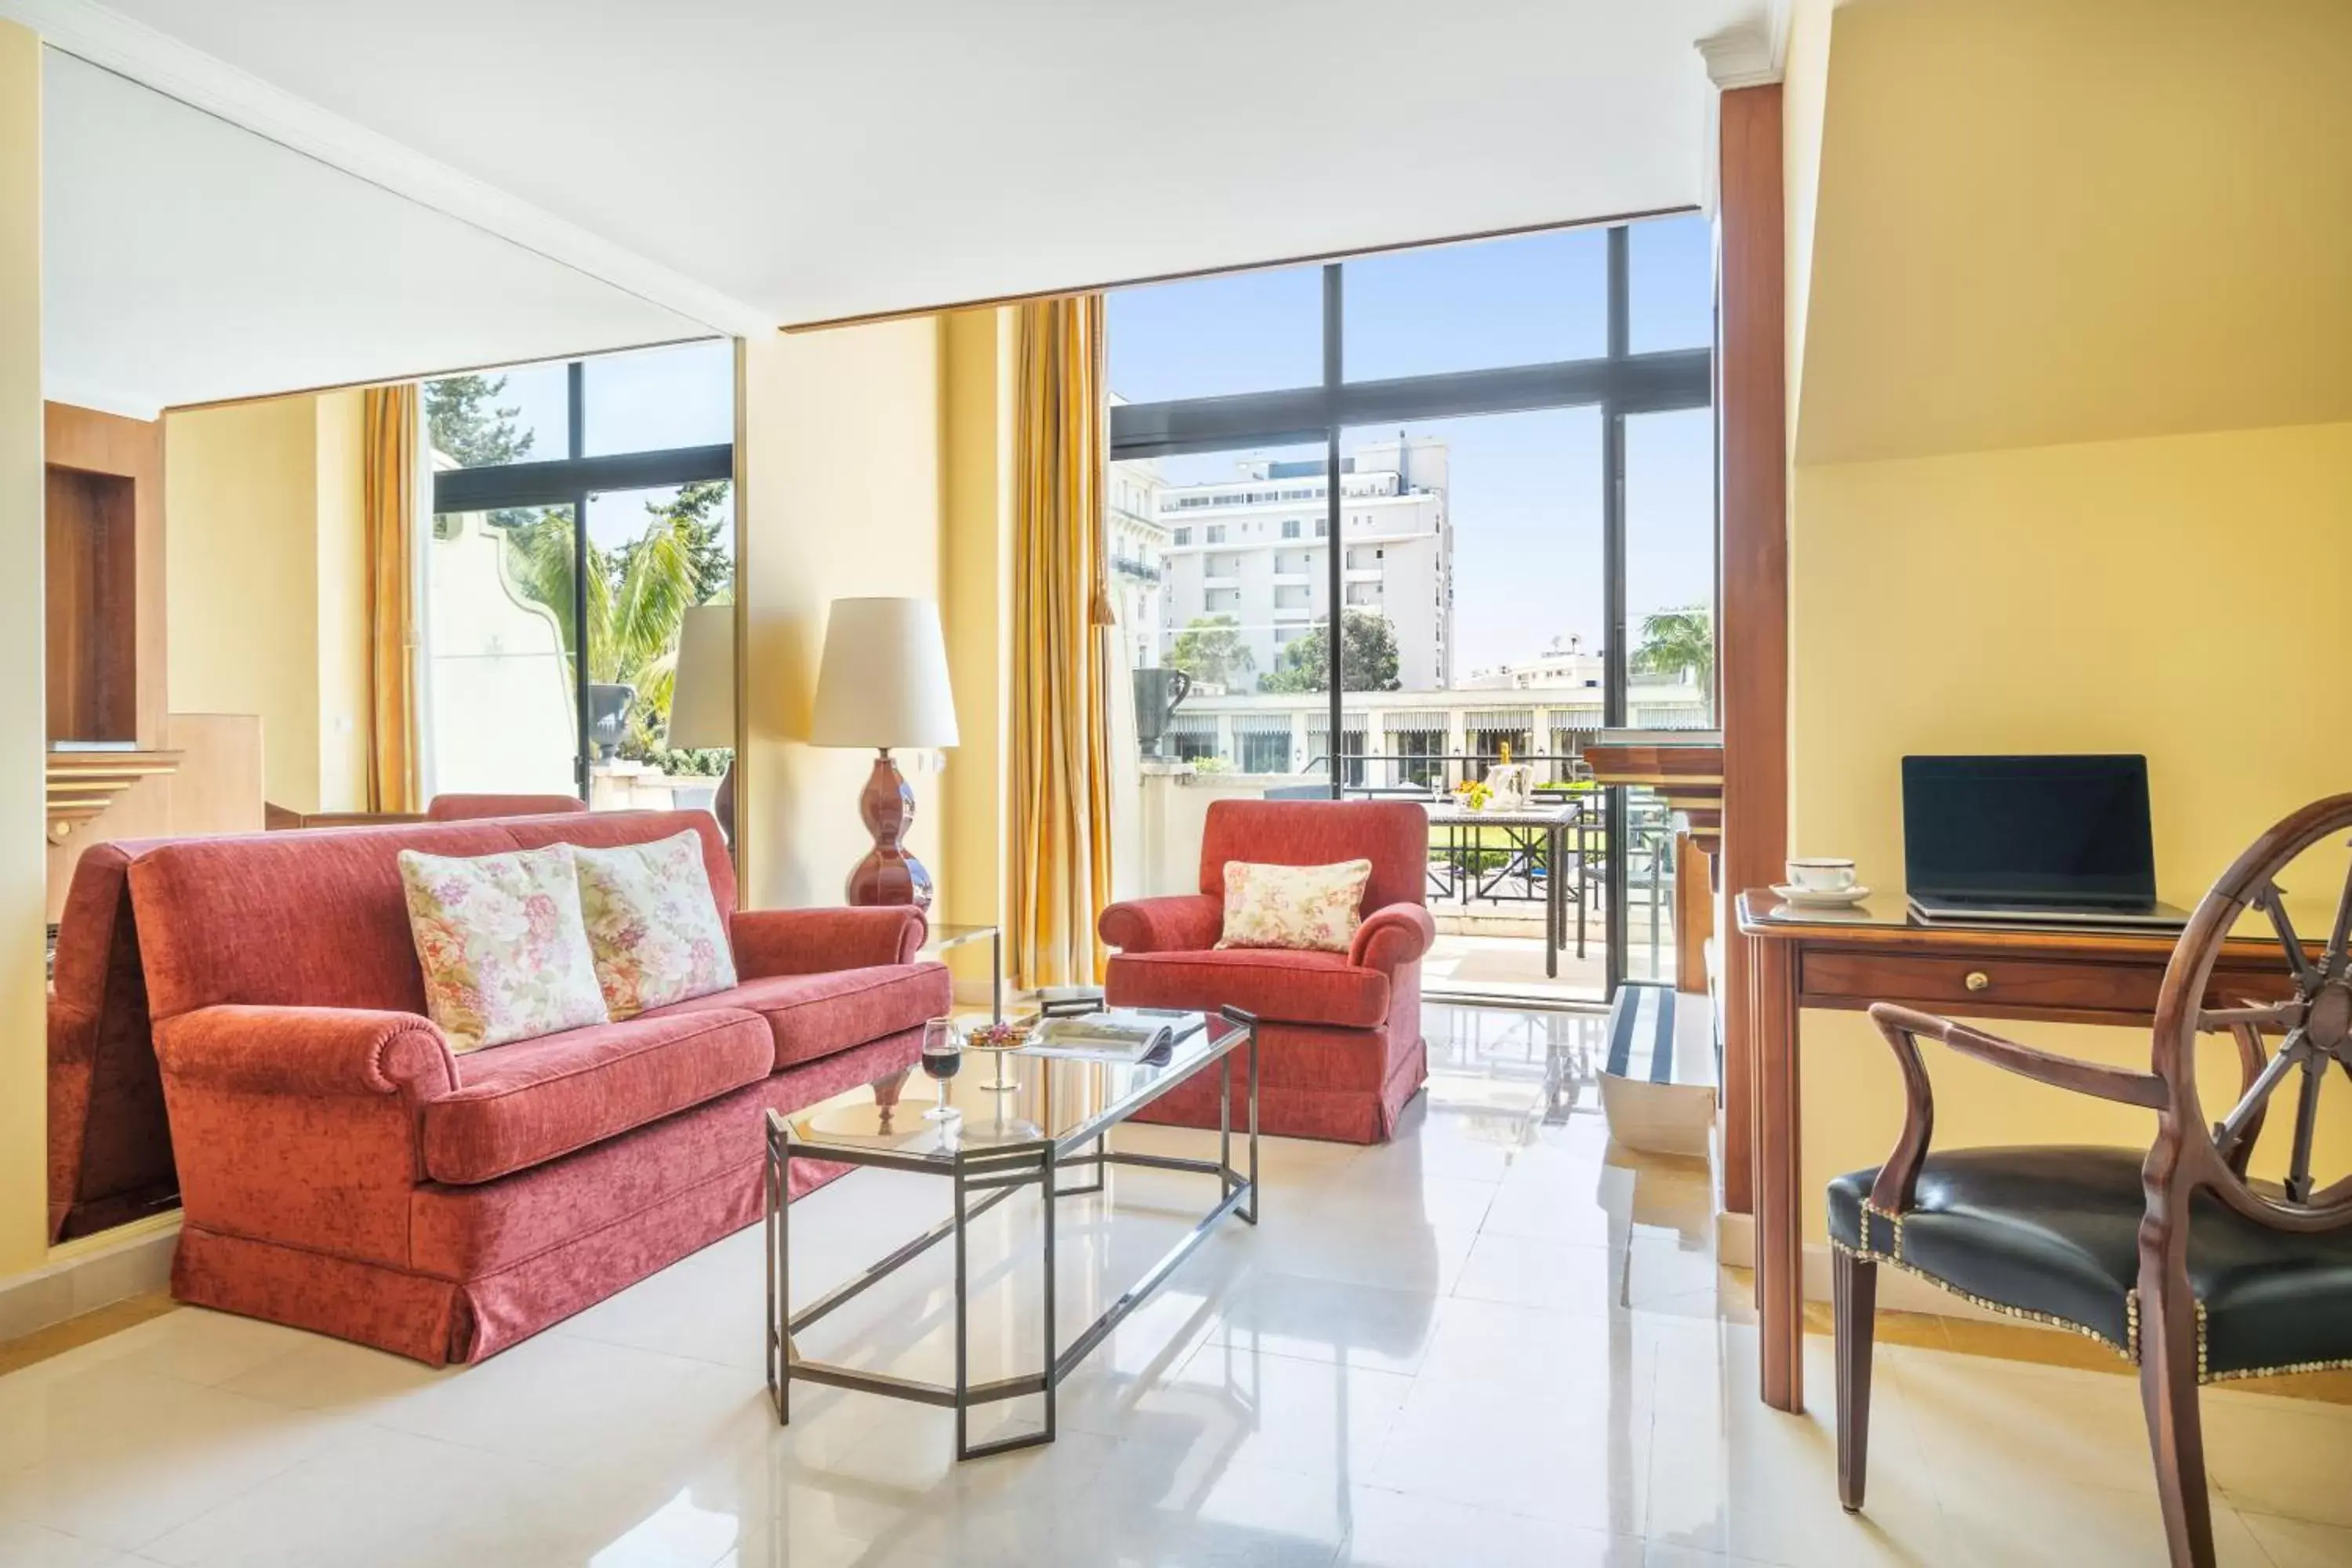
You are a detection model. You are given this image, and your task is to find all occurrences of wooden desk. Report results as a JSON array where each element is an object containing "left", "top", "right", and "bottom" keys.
[{"left": 1733, "top": 891, "right": 2300, "bottom": 1414}]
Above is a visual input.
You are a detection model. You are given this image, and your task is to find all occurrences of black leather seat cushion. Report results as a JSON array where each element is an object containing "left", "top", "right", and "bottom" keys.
[{"left": 1828, "top": 1145, "right": 2352, "bottom": 1378}]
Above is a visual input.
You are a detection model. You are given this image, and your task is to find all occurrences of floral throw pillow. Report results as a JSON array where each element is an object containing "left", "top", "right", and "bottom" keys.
[
  {"left": 572, "top": 829, "right": 739, "bottom": 1019},
  {"left": 1216, "top": 858, "right": 1374, "bottom": 954},
  {"left": 397, "top": 844, "right": 610, "bottom": 1053}
]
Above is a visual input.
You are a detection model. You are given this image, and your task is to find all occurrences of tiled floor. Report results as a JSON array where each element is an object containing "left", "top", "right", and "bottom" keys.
[{"left": 2, "top": 1002, "right": 2347, "bottom": 1566}]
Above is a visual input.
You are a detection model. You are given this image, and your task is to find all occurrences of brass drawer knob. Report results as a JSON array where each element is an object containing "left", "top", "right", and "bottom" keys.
[{"left": 1965, "top": 971, "right": 1992, "bottom": 993}]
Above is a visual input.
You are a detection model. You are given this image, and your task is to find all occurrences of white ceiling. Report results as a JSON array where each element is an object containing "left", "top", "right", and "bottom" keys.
[
  {"left": 41, "top": 52, "right": 710, "bottom": 419},
  {"left": 30, "top": 0, "right": 1767, "bottom": 342}
]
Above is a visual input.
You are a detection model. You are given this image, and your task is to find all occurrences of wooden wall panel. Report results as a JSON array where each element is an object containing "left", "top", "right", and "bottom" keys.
[
  {"left": 43, "top": 404, "right": 165, "bottom": 748},
  {"left": 1716, "top": 84, "right": 1789, "bottom": 1217}
]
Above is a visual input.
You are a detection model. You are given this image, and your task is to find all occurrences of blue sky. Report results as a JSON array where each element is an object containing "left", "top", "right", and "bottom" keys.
[
  {"left": 1108, "top": 215, "right": 1715, "bottom": 675},
  {"left": 457, "top": 217, "right": 1717, "bottom": 673},
  {"left": 465, "top": 338, "right": 737, "bottom": 556}
]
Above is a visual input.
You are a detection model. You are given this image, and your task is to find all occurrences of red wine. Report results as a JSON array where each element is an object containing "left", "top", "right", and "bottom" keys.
[{"left": 920, "top": 1047, "right": 960, "bottom": 1082}]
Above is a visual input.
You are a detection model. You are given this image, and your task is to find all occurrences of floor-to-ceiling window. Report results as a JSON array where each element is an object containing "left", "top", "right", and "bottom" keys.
[
  {"left": 422, "top": 339, "right": 735, "bottom": 811},
  {"left": 1109, "top": 217, "right": 1714, "bottom": 999}
]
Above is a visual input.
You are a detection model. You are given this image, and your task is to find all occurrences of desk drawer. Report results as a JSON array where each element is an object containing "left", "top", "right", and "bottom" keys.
[{"left": 1799, "top": 952, "right": 2161, "bottom": 1016}]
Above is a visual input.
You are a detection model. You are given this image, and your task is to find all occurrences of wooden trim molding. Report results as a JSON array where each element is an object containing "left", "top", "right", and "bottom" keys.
[{"left": 1715, "top": 84, "right": 1789, "bottom": 1220}]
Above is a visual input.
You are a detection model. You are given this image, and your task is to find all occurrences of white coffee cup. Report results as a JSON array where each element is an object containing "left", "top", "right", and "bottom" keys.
[{"left": 1787, "top": 857, "right": 1857, "bottom": 893}]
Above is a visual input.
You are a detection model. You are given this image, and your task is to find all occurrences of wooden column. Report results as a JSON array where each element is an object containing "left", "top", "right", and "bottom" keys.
[{"left": 1716, "top": 84, "right": 1788, "bottom": 1220}]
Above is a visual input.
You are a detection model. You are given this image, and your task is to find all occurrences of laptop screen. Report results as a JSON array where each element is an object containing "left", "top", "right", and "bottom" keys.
[{"left": 1902, "top": 755, "right": 2158, "bottom": 906}]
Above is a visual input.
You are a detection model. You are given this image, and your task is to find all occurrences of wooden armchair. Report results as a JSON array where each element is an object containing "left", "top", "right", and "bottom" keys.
[{"left": 1831, "top": 793, "right": 2352, "bottom": 1568}]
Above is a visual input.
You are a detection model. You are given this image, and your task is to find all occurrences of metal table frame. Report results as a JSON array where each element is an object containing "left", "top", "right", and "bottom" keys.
[
  {"left": 764, "top": 1004, "right": 1259, "bottom": 1461},
  {"left": 1423, "top": 802, "right": 1586, "bottom": 978}
]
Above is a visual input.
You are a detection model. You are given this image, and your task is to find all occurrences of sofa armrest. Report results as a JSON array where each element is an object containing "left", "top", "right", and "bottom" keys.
[
  {"left": 1349, "top": 902, "right": 1437, "bottom": 975},
  {"left": 1099, "top": 894, "right": 1223, "bottom": 955},
  {"left": 154, "top": 1006, "right": 457, "bottom": 1102},
  {"left": 731, "top": 906, "right": 928, "bottom": 978},
  {"left": 151, "top": 1006, "right": 458, "bottom": 1269},
  {"left": 47, "top": 996, "right": 98, "bottom": 1073}
]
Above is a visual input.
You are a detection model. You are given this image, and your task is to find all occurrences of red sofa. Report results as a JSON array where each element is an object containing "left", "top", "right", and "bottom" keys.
[
  {"left": 127, "top": 809, "right": 948, "bottom": 1365},
  {"left": 1098, "top": 798, "right": 1436, "bottom": 1143},
  {"left": 48, "top": 843, "right": 177, "bottom": 1242}
]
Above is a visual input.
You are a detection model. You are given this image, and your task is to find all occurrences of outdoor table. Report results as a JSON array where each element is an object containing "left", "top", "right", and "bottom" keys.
[{"left": 1420, "top": 800, "right": 1586, "bottom": 978}]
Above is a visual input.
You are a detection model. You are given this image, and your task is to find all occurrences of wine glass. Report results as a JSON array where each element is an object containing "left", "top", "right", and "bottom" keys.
[{"left": 919, "top": 1018, "right": 962, "bottom": 1122}]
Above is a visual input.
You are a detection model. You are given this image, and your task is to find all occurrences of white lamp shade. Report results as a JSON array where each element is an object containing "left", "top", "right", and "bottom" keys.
[
  {"left": 809, "top": 597, "right": 960, "bottom": 750},
  {"left": 665, "top": 604, "right": 736, "bottom": 751}
]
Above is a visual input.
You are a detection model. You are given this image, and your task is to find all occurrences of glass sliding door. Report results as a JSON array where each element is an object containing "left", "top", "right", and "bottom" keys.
[
  {"left": 423, "top": 342, "right": 735, "bottom": 814},
  {"left": 580, "top": 481, "right": 736, "bottom": 811},
  {"left": 1106, "top": 213, "right": 1714, "bottom": 1004},
  {"left": 1337, "top": 409, "right": 1606, "bottom": 1001}
]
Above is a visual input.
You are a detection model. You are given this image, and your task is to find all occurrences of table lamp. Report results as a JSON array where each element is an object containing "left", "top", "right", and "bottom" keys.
[
  {"left": 809, "top": 597, "right": 959, "bottom": 907},
  {"left": 666, "top": 604, "right": 737, "bottom": 839}
]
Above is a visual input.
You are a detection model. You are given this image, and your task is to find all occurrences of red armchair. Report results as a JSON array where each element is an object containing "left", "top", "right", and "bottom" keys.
[{"left": 1099, "top": 798, "right": 1436, "bottom": 1143}]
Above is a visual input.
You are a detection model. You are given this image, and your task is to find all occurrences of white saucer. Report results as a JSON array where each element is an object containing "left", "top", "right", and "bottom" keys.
[{"left": 1770, "top": 882, "right": 1871, "bottom": 908}]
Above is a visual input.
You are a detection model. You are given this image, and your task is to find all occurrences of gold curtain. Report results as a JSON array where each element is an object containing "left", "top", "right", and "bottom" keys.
[
  {"left": 1007, "top": 296, "right": 1117, "bottom": 989},
  {"left": 362, "top": 384, "right": 422, "bottom": 813}
]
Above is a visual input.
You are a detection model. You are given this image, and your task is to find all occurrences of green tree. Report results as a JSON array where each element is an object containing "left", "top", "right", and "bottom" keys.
[
  {"left": 1167, "top": 614, "right": 1255, "bottom": 690},
  {"left": 1258, "top": 610, "right": 1402, "bottom": 693},
  {"left": 423, "top": 374, "right": 536, "bottom": 467},
  {"left": 423, "top": 374, "right": 539, "bottom": 531},
  {"left": 1631, "top": 607, "right": 1715, "bottom": 691},
  {"left": 501, "top": 485, "right": 736, "bottom": 771}
]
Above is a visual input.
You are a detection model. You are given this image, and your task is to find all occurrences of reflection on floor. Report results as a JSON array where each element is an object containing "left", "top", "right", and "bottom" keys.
[{"left": 0, "top": 1000, "right": 2345, "bottom": 1566}]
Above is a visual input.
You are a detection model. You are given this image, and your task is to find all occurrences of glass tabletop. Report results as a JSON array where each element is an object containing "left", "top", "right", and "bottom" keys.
[{"left": 772, "top": 1009, "right": 1249, "bottom": 1164}]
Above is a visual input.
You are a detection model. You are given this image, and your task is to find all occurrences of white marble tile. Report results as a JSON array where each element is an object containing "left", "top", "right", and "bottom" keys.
[
  {"left": 0, "top": 1519, "right": 153, "bottom": 1566},
  {"left": 1204, "top": 1269, "right": 1445, "bottom": 1375},
  {"left": 59, "top": 1307, "right": 312, "bottom": 1391},
  {"left": 2202, "top": 1389, "right": 2352, "bottom": 1528},
  {"left": 0, "top": 1348, "right": 364, "bottom": 1551},
  {"left": 1336, "top": 1486, "right": 1645, "bottom": 1566},
  {"left": 1940, "top": 1481, "right": 2274, "bottom": 1568},
  {"left": 1451, "top": 1232, "right": 1621, "bottom": 1315},
  {"left": 2239, "top": 1511, "right": 2352, "bottom": 1568},
  {"left": 0, "top": 999, "right": 2345, "bottom": 1568},
  {"left": 1365, "top": 1369, "right": 1651, "bottom": 1535},
  {"left": 138, "top": 1422, "right": 710, "bottom": 1568}
]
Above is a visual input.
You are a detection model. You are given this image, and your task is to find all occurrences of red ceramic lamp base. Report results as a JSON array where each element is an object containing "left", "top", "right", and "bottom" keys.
[{"left": 845, "top": 749, "right": 932, "bottom": 909}]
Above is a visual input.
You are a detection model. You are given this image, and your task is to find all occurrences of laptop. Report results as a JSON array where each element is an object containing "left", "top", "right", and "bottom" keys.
[{"left": 1902, "top": 754, "right": 2188, "bottom": 928}]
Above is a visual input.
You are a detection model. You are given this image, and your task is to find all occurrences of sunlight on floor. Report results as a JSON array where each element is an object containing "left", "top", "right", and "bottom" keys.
[{"left": 0, "top": 1001, "right": 2344, "bottom": 1566}]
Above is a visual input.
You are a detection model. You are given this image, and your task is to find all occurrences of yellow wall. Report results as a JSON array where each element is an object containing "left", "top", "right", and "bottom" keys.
[
  {"left": 1783, "top": 0, "right": 2352, "bottom": 1241},
  {"left": 1788, "top": 423, "right": 2352, "bottom": 1233},
  {"left": 937, "top": 309, "right": 1015, "bottom": 989},
  {"left": 738, "top": 321, "right": 950, "bottom": 911},
  {"left": 313, "top": 390, "right": 369, "bottom": 810},
  {"left": 1798, "top": 0, "right": 2352, "bottom": 466},
  {"left": 163, "top": 392, "right": 369, "bottom": 815},
  {"left": 0, "top": 20, "right": 46, "bottom": 1277}
]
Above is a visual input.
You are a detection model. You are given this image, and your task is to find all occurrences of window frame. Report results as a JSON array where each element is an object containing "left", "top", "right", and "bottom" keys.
[
  {"left": 1109, "top": 220, "right": 1716, "bottom": 994},
  {"left": 429, "top": 353, "right": 737, "bottom": 800}
]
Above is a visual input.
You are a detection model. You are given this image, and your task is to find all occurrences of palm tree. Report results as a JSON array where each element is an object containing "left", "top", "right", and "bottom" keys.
[
  {"left": 499, "top": 488, "right": 731, "bottom": 761},
  {"left": 1631, "top": 608, "right": 1715, "bottom": 691}
]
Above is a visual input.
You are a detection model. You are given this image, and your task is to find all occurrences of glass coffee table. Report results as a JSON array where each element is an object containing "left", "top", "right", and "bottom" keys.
[{"left": 764, "top": 1005, "right": 1259, "bottom": 1460}]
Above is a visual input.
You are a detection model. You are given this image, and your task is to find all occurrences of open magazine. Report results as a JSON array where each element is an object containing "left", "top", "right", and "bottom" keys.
[{"left": 1025, "top": 1009, "right": 1198, "bottom": 1064}]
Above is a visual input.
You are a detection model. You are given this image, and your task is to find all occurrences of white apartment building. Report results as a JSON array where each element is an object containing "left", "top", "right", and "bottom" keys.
[
  {"left": 1461, "top": 632, "right": 1605, "bottom": 691},
  {"left": 1105, "top": 457, "right": 1169, "bottom": 662},
  {"left": 1155, "top": 437, "right": 1453, "bottom": 690}
]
